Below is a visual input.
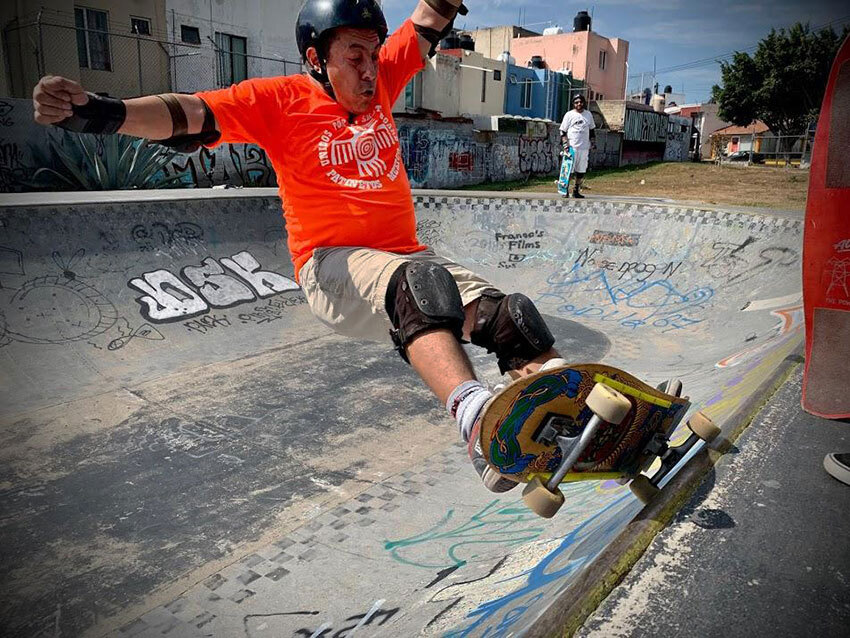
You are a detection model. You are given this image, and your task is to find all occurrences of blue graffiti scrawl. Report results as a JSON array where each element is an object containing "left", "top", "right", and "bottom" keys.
[{"left": 537, "top": 263, "right": 714, "bottom": 333}]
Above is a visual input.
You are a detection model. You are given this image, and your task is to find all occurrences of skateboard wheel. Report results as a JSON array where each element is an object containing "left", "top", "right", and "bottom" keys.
[
  {"left": 586, "top": 383, "right": 632, "bottom": 424},
  {"left": 629, "top": 475, "right": 660, "bottom": 504},
  {"left": 687, "top": 411, "right": 720, "bottom": 442},
  {"left": 522, "top": 477, "right": 565, "bottom": 518}
]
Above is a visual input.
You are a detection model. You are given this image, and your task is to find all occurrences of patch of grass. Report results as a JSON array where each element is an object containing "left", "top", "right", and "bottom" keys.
[{"left": 462, "top": 161, "right": 809, "bottom": 211}]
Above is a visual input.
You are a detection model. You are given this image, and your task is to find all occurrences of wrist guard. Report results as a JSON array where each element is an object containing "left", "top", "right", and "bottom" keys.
[
  {"left": 56, "top": 92, "right": 126, "bottom": 135},
  {"left": 422, "top": 0, "right": 467, "bottom": 20},
  {"left": 414, "top": 2, "right": 468, "bottom": 57}
]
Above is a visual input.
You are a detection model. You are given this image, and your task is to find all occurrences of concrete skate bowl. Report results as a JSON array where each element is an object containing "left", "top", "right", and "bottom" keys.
[{"left": 0, "top": 190, "right": 802, "bottom": 638}]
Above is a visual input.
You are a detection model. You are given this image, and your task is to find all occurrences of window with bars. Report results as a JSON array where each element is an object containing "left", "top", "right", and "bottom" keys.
[
  {"left": 599, "top": 50, "right": 607, "bottom": 70},
  {"left": 75, "top": 6, "right": 111, "bottom": 71},
  {"left": 521, "top": 79, "right": 532, "bottom": 109},
  {"left": 215, "top": 32, "right": 248, "bottom": 86}
]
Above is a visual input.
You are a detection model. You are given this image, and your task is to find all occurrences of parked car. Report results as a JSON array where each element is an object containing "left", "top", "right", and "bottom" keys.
[{"left": 726, "top": 150, "right": 765, "bottom": 164}]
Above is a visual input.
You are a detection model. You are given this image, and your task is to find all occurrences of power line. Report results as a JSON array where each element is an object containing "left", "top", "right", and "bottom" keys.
[{"left": 628, "top": 13, "right": 850, "bottom": 78}]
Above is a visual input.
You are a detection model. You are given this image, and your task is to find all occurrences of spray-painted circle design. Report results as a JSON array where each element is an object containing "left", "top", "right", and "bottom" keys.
[{"left": 4, "top": 275, "right": 118, "bottom": 344}]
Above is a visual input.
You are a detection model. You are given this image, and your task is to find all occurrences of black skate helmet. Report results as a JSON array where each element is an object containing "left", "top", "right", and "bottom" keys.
[{"left": 296, "top": 0, "right": 388, "bottom": 93}]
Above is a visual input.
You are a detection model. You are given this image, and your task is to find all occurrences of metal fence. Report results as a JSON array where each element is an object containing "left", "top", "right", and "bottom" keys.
[
  {"left": 2, "top": 9, "right": 303, "bottom": 99},
  {"left": 712, "top": 132, "right": 813, "bottom": 168}
]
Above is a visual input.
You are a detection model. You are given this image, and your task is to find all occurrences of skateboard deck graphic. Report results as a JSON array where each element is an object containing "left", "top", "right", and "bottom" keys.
[
  {"left": 802, "top": 34, "right": 850, "bottom": 418},
  {"left": 477, "top": 364, "right": 718, "bottom": 517},
  {"left": 557, "top": 146, "right": 575, "bottom": 196},
  {"left": 480, "top": 364, "right": 688, "bottom": 482}
]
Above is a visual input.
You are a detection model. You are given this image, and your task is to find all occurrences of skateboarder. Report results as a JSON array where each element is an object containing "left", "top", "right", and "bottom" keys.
[
  {"left": 559, "top": 94, "right": 596, "bottom": 198},
  {"left": 32, "top": 0, "right": 564, "bottom": 493}
]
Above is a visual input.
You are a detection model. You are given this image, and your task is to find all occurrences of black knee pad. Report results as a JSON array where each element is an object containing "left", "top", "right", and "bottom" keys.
[
  {"left": 385, "top": 261, "right": 465, "bottom": 362},
  {"left": 470, "top": 289, "right": 555, "bottom": 374}
]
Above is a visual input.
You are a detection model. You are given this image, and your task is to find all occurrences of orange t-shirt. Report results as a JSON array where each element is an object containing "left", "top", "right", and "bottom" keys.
[{"left": 196, "top": 20, "right": 427, "bottom": 279}]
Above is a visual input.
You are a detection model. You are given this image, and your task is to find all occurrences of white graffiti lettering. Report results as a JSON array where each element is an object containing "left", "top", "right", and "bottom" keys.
[{"left": 129, "top": 251, "right": 298, "bottom": 322}]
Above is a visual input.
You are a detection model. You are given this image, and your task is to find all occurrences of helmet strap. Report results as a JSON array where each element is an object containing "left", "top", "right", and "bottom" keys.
[
  {"left": 308, "top": 62, "right": 336, "bottom": 100},
  {"left": 307, "top": 39, "right": 336, "bottom": 100}
]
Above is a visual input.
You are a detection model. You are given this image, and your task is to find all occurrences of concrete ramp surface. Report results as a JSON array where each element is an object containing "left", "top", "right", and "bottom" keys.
[{"left": 0, "top": 190, "right": 802, "bottom": 637}]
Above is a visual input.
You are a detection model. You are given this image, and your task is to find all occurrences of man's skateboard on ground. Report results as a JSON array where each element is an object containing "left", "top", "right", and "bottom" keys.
[
  {"left": 476, "top": 363, "right": 720, "bottom": 518},
  {"left": 557, "top": 146, "right": 575, "bottom": 196}
]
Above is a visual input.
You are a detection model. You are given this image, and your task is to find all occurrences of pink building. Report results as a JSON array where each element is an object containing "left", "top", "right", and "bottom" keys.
[{"left": 511, "top": 28, "right": 628, "bottom": 102}]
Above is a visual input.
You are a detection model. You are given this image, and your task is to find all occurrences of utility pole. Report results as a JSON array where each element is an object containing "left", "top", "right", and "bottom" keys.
[{"left": 652, "top": 56, "right": 656, "bottom": 95}]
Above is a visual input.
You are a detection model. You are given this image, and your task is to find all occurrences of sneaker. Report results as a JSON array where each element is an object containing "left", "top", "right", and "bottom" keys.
[
  {"left": 492, "top": 358, "right": 568, "bottom": 394},
  {"left": 572, "top": 190, "right": 585, "bottom": 199},
  {"left": 466, "top": 415, "right": 520, "bottom": 492},
  {"left": 824, "top": 453, "right": 850, "bottom": 486},
  {"left": 539, "top": 357, "right": 568, "bottom": 372}
]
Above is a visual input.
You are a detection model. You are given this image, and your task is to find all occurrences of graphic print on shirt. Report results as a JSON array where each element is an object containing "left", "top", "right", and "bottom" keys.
[{"left": 317, "top": 105, "right": 403, "bottom": 190}]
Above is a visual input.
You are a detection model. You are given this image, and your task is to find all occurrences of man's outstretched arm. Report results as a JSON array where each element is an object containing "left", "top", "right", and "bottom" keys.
[
  {"left": 33, "top": 75, "right": 216, "bottom": 148},
  {"left": 410, "top": 0, "right": 468, "bottom": 59}
]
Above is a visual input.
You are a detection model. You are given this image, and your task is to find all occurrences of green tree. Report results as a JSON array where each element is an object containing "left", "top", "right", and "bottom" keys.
[{"left": 711, "top": 24, "right": 848, "bottom": 134}]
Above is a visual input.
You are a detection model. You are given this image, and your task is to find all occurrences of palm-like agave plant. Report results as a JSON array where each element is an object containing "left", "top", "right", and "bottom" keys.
[{"left": 29, "top": 132, "right": 186, "bottom": 190}]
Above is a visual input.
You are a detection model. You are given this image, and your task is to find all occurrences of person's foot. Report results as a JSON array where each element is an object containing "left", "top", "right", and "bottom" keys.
[
  {"left": 824, "top": 452, "right": 850, "bottom": 485},
  {"left": 466, "top": 357, "right": 570, "bottom": 493},
  {"left": 466, "top": 409, "right": 520, "bottom": 492},
  {"left": 572, "top": 189, "right": 585, "bottom": 199}
]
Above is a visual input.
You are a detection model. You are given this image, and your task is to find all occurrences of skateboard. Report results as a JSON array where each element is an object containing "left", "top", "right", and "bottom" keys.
[
  {"left": 557, "top": 145, "right": 575, "bottom": 196},
  {"left": 476, "top": 363, "right": 720, "bottom": 518},
  {"left": 802, "top": 34, "right": 850, "bottom": 418}
]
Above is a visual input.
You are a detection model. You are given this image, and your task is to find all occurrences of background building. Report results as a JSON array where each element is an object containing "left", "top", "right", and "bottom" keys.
[
  {"left": 510, "top": 12, "right": 628, "bottom": 102},
  {"left": 594, "top": 100, "right": 668, "bottom": 165},
  {"left": 0, "top": 0, "right": 303, "bottom": 99},
  {"left": 394, "top": 47, "right": 507, "bottom": 120},
  {"left": 668, "top": 102, "right": 730, "bottom": 160},
  {"left": 465, "top": 25, "right": 540, "bottom": 59},
  {"left": 164, "top": 0, "right": 302, "bottom": 93},
  {"left": 503, "top": 65, "right": 586, "bottom": 122},
  {"left": 2, "top": 0, "right": 171, "bottom": 98}
]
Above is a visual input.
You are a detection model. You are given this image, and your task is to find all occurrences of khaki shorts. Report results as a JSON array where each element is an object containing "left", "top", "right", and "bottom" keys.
[
  {"left": 572, "top": 148, "right": 590, "bottom": 173},
  {"left": 299, "top": 247, "right": 495, "bottom": 343}
]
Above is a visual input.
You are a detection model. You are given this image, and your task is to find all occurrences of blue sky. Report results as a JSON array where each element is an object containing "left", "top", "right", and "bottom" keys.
[{"left": 380, "top": 0, "right": 849, "bottom": 103}]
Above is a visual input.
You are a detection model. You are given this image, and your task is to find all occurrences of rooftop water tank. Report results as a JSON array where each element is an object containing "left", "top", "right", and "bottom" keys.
[
  {"left": 542, "top": 25, "right": 564, "bottom": 36},
  {"left": 497, "top": 51, "right": 516, "bottom": 65},
  {"left": 440, "top": 32, "right": 461, "bottom": 49},
  {"left": 459, "top": 33, "right": 475, "bottom": 51},
  {"left": 574, "top": 11, "right": 591, "bottom": 32}
]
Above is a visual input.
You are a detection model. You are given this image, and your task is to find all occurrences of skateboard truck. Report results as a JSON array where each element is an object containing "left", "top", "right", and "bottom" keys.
[
  {"left": 522, "top": 382, "right": 633, "bottom": 518},
  {"left": 536, "top": 412, "right": 607, "bottom": 492}
]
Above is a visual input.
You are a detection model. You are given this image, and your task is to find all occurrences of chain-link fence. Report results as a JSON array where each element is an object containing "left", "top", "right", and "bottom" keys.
[{"left": 2, "top": 8, "right": 303, "bottom": 99}]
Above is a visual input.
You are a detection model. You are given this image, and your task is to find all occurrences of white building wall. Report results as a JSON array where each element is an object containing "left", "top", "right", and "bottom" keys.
[
  {"left": 392, "top": 53, "right": 462, "bottom": 117},
  {"left": 165, "top": 0, "right": 303, "bottom": 93},
  {"left": 455, "top": 50, "right": 506, "bottom": 118}
]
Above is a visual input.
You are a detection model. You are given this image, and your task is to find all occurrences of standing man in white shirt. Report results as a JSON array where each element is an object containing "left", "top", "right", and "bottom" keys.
[{"left": 559, "top": 94, "right": 596, "bottom": 198}]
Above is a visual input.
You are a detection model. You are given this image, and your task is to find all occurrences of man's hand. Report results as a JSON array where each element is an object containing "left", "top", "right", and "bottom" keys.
[{"left": 32, "top": 76, "right": 89, "bottom": 125}]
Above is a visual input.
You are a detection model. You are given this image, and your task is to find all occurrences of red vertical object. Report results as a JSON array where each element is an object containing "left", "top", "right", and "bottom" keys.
[{"left": 802, "top": 35, "right": 850, "bottom": 418}]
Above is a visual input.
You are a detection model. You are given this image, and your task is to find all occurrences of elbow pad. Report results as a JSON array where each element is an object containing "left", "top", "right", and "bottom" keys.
[
  {"left": 156, "top": 95, "right": 221, "bottom": 153},
  {"left": 55, "top": 92, "right": 126, "bottom": 135}
]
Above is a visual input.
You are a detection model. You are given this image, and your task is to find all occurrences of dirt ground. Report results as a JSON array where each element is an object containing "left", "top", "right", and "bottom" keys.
[{"left": 478, "top": 162, "right": 810, "bottom": 211}]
